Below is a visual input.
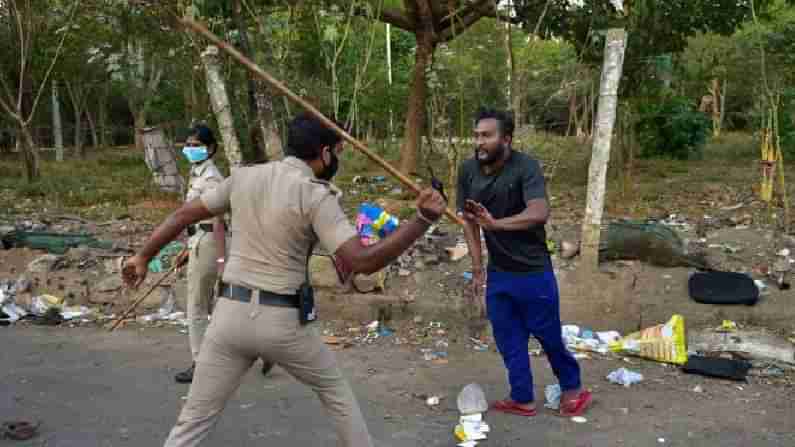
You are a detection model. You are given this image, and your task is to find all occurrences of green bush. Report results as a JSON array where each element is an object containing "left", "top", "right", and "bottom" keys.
[{"left": 635, "top": 96, "right": 712, "bottom": 160}]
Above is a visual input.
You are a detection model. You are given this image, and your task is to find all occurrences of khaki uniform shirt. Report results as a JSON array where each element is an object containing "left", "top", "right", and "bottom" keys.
[
  {"left": 186, "top": 159, "right": 224, "bottom": 247},
  {"left": 201, "top": 156, "right": 357, "bottom": 295}
]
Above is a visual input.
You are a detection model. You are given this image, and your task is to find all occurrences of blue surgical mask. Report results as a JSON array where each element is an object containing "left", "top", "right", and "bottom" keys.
[{"left": 182, "top": 146, "right": 209, "bottom": 163}]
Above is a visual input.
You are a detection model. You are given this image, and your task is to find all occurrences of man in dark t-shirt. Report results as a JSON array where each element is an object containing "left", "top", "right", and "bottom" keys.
[{"left": 457, "top": 108, "right": 591, "bottom": 418}]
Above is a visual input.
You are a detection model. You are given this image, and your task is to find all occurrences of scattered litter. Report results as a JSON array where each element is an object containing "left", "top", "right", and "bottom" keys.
[
  {"left": 544, "top": 384, "right": 561, "bottom": 410},
  {"left": 446, "top": 243, "right": 469, "bottom": 262},
  {"left": 148, "top": 241, "right": 185, "bottom": 273},
  {"left": 2, "top": 230, "right": 114, "bottom": 254},
  {"left": 454, "top": 413, "right": 489, "bottom": 445},
  {"left": 606, "top": 368, "right": 644, "bottom": 387},
  {"left": 681, "top": 355, "right": 751, "bottom": 381},
  {"left": 688, "top": 329, "right": 795, "bottom": 365},
  {"left": 357, "top": 203, "right": 399, "bottom": 244},
  {"left": 470, "top": 338, "right": 489, "bottom": 351},
  {"left": 1, "top": 420, "right": 40, "bottom": 441},
  {"left": 563, "top": 325, "right": 620, "bottom": 355},
  {"left": 31, "top": 294, "right": 64, "bottom": 316},
  {"left": 609, "top": 315, "right": 688, "bottom": 365},
  {"left": 560, "top": 240, "right": 579, "bottom": 259},
  {"left": 708, "top": 243, "right": 741, "bottom": 254},
  {"left": 426, "top": 396, "right": 440, "bottom": 407},
  {"left": 571, "top": 416, "right": 588, "bottom": 424},
  {"left": 754, "top": 279, "right": 769, "bottom": 296},
  {"left": 689, "top": 272, "right": 759, "bottom": 305},
  {"left": 457, "top": 383, "right": 488, "bottom": 415},
  {"left": 462, "top": 272, "right": 473, "bottom": 281},
  {"left": 692, "top": 385, "right": 704, "bottom": 393},
  {"left": 719, "top": 320, "right": 738, "bottom": 332}
]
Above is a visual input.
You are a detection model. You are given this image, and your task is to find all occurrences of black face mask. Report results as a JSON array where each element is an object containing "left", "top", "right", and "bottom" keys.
[{"left": 318, "top": 151, "right": 339, "bottom": 181}]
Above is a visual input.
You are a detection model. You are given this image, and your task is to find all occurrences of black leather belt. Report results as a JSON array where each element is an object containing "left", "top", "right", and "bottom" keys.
[
  {"left": 187, "top": 223, "right": 214, "bottom": 236},
  {"left": 218, "top": 282, "right": 299, "bottom": 308}
]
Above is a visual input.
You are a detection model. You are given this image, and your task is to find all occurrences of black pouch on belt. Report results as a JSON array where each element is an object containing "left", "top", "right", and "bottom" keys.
[{"left": 298, "top": 243, "right": 317, "bottom": 325}]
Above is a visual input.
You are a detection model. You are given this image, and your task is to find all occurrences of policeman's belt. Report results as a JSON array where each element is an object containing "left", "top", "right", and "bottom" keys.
[
  {"left": 187, "top": 223, "right": 215, "bottom": 236},
  {"left": 218, "top": 282, "right": 299, "bottom": 308}
]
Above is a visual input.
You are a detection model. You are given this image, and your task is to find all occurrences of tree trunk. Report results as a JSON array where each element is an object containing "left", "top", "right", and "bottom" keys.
[
  {"left": 580, "top": 29, "right": 627, "bottom": 271},
  {"left": 52, "top": 82, "right": 64, "bottom": 162},
  {"left": 19, "top": 125, "right": 40, "bottom": 181},
  {"left": 512, "top": 75, "right": 524, "bottom": 128},
  {"left": 232, "top": 0, "right": 268, "bottom": 162},
  {"left": 710, "top": 78, "right": 721, "bottom": 137},
  {"left": 98, "top": 82, "right": 108, "bottom": 147},
  {"left": 399, "top": 31, "right": 436, "bottom": 175},
  {"left": 133, "top": 109, "right": 147, "bottom": 151},
  {"left": 255, "top": 80, "right": 283, "bottom": 162},
  {"left": 719, "top": 80, "right": 727, "bottom": 136},
  {"left": 74, "top": 108, "right": 84, "bottom": 158},
  {"left": 201, "top": 45, "right": 244, "bottom": 170},
  {"left": 86, "top": 108, "right": 99, "bottom": 148}
]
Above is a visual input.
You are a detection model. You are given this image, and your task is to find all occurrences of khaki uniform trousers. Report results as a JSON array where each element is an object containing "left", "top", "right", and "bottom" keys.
[
  {"left": 163, "top": 298, "right": 373, "bottom": 447},
  {"left": 186, "top": 232, "right": 220, "bottom": 361}
]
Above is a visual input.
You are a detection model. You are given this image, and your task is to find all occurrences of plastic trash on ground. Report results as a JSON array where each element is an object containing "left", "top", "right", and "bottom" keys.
[
  {"left": 356, "top": 203, "right": 399, "bottom": 244},
  {"left": 609, "top": 314, "right": 688, "bottom": 365},
  {"left": 147, "top": 241, "right": 185, "bottom": 273},
  {"left": 562, "top": 325, "right": 621, "bottom": 355},
  {"left": 1, "top": 287, "right": 27, "bottom": 323},
  {"left": 454, "top": 384, "right": 489, "bottom": 445},
  {"left": 607, "top": 368, "right": 644, "bottom": 387},
  {"left": 454, "top": 412, "right": 490, "bottom": 446},
  {"left": 457, "top": 383, "right": 488, "bottom": 415},
  {"left": 544, "top": 384, "right": 561, "bottom": 410},
  {"left": 31, "top": 294, "right": 64, "bottom": 316}
]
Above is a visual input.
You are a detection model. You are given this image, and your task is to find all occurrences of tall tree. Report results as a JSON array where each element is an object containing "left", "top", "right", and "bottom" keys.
[
  {"left": 0, "top": 0, "right": 79, "bottom": 180},
  {"left": 360, "top": 0, "right": 501, "bottom": 174}
]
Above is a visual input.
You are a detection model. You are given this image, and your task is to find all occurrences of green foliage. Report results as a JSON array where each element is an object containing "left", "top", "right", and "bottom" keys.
[{"left": 635, "top": 96, "right": 712, "bottom": 160}]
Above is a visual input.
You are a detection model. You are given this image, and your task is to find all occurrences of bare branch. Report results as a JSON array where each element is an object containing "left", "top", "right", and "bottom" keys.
[
  {"left": 533, "top": 0, "right": 553, "bottom": 37},
  {"left": 11, "top": 0, "right": 27, "bottom": 111},
  {"left": 438, "top": 1, "right": 494, "bottom": 42},
  {"left": 24, "top": 0, "right": 82, "bottom": 126},
  {"left": 0, "top": 89, "right": 21, "bottom": 123},
  {"left": 0, "top": 71, "right": 16, "bottom": 111},
  {"left": 438, "top": 0, "right": 492, "bottom": 30},
  {"left": 355, "top": 4, "right": 416, "bottom": 31}
]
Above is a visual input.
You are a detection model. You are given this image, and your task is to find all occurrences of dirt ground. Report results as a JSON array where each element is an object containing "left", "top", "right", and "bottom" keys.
[
  {"left": 1, "top": 322, "right": 794, "bottom": 447},
  {"left": 3, "top": 140, "right": 795, "bottom": 445}
]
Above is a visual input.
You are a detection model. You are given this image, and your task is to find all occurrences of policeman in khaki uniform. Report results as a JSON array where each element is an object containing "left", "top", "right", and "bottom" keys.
[
  {"left": 123, "top": 113, "right": 447, "bottom": 447},
  {"left": 174, "top": 125, "right": 227, "bottom": 384}
]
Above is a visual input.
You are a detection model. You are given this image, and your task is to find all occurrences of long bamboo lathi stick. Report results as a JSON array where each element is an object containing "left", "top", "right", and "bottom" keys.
[{"left": 180, "top": 18, "right": 464, "bottom": 226}]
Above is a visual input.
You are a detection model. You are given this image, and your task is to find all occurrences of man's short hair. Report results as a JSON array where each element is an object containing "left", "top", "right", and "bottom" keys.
[
  {"left": 285, "top": 113, "right": 343, "bottom": 160},
  {"left": 475, "top": 108, "right": 515, "bottom": 139}
]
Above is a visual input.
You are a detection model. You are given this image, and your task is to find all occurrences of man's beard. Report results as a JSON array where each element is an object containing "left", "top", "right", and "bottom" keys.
[
  {"left": 318, "top": 152, "right": 339, "bottom": 181},
  {"left": 475, "top": 143, "right": 507, "bottom": 166}
]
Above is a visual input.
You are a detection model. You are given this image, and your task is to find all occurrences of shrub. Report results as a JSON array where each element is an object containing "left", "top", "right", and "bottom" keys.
[{"left": 635, "top": 96, "right": 712, "bottom": 160}]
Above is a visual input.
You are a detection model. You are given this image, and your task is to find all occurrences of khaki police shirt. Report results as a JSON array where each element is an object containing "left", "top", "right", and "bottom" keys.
[
  {"left": 200, "top": 156, "right": 358, "bottom": 295},
  {"left": 187, "top": 159, "right": 224, "bottom": 224}
]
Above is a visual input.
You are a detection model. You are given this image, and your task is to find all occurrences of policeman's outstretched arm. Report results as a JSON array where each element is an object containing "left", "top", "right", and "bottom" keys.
[
  {"left": 122, "top": 198, "right": 214, "bottom": 288},
  {"left": 335, "top": 188, "right": 446, "bottom": 275}
]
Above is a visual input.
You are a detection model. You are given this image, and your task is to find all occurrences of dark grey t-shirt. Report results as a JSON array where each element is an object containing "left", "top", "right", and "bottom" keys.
[{"left": 456, "top": 150, "right": 551, "bottom": 273}]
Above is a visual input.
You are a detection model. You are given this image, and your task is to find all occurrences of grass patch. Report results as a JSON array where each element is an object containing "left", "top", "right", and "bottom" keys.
[{"left": 0, "top": 149, "right": 182, "bottom": 222}]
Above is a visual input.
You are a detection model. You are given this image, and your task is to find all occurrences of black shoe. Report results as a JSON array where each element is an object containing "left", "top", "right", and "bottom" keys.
[
  {"left": 175, "top": 363, "right": 195, "bottom": 384},
  {"left": 261, "top": 360, "right": 273, "bottom": 377}
]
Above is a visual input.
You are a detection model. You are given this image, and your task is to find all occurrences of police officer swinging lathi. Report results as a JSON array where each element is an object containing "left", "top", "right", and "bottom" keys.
[{"left": 122, "top": 113, "right": 447, "bottom": 447}]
